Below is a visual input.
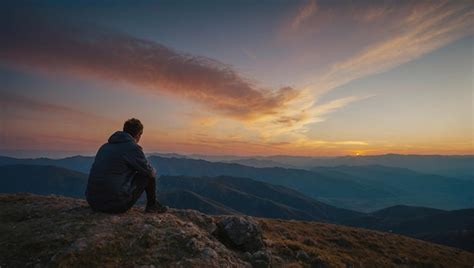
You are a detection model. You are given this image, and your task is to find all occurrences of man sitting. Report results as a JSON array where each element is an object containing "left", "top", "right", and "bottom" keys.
[{"left": 86, "top": 118, "right": 167, "bottom": 213}]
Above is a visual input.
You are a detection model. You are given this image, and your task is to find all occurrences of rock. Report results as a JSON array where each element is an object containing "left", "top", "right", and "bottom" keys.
[
  {"left": 251, "top": 250, "right": 271, "bottom": 263},
  {"left": 296, "top": 250, "right": 310, "bottom": 261},
  {"left": 241, "top": 250, "right": 272, "bottom": 268},
  {"left": 201, "top": 247, "right": 218, "bottom": 259},
  {"left": 251, "top": 260, "right": 269, "bottom": 268},
  {"left": 214, "top": 216, "right": 264, "bottom": 252}
]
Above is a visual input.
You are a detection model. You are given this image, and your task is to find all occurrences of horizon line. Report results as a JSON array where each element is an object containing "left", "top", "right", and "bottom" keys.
[{"left": 1, "top": 152, "right": 473, "bottom": 160}]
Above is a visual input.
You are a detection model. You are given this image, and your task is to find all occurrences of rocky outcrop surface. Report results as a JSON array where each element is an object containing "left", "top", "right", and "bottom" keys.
[
  {"left": 1, "top": 193, "right": 473, "bottom": 268},
  {"left": 0, "top": 194, "right": 248, "bottom": 267},
  {"left": 214, "top": 216, "right": 264, "bottom": 252}
]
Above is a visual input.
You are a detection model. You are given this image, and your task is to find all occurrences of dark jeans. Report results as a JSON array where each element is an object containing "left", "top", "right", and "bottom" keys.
[
  {"left": 99, "top": 173, "right": 157, "bottom": 214},
  {"left": 129, "top": 172, "right": 157, "bottom": 207}
]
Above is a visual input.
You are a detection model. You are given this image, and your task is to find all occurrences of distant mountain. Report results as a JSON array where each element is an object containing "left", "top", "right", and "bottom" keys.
[
  {"left": 157, "top": 175, "right": 363, "bottom": 221},
  {"left": 311, "top": 165, "right": 474, "bottom": 211},
  {"left": 150, "top": 156, "right": 409, "bottom": 211},
  {"left": 222, "top": 158, "right": 295, "bottom": 168},
  {"left": 1, "top": 155, "right": 473, "bottom": 211},
  {"left": 344, "top": 205, "right": 474, "bottom": 251},
  {"left": 371, "top": 205, "right": 445, "bottom": 220},
  {"left": 3, "top": 153, "right": 473, "bottom": 178},
  {"left": 265, "top": 154, "right": 474, "bottom": 178},
  {"left": 150, "top": 157, "right": 474, "bottom": 211},
  {"left": 0, "top": 155, "right": 93, "bottom": 174},
  {"left": 0, "top": 164, "right": 361, "bottom": 222},
  {"left": 189, "top": 154, "right": 474, "bottom": 179},
  {"left": 329, "top": 154, "right": 474, "bottom": 179},
  {"left": 157, "top": 190, "right": 239, "bottom": 215},
  {"left": 147, "top": 153, "right": 190, "bottom": 159},
  {"left": 0, "top": 164, "right": 87, "bottom": 198}
]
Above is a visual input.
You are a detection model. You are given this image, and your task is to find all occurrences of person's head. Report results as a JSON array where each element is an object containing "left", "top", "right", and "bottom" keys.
[{"left": 123, "top": 118, "right": 143, "bottom": 143}]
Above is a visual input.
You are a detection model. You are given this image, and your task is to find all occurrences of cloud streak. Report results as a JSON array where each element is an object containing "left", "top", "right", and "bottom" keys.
[
  {"left": 308, "top": 0, "right": 473, "bottom": 96},
  {"left": 0, "top": 15, "right": 298, "bottom": 121},
  {"left": 291, "top": 0, "right": 318, "bottom": 30}
]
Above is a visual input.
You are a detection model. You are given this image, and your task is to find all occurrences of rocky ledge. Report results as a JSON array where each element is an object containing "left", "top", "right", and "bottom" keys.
[{"left": 0, "top": 194, "right": 473, "bottom": 267}]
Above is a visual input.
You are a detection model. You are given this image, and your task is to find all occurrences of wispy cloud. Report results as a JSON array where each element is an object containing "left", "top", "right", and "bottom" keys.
[
  {"left": 291, "top": 0, "right": 318, "bottom": 30},
  {"left": 307, "top": 0, "right": 473, "bottom": 96},
  {"left": 253, "top": 94, "right": 373, "bottom": 140},
  {"left": 0, "top": 16, "right": 298, "bottom": 121}
]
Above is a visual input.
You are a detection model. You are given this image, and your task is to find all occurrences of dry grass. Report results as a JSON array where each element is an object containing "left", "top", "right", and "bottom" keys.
[
  {"left": 0, "top": 193, "right": 473, "bottom": 268},
  {"left": 259, "top": 219, "right": 474, "bottom": 267}
]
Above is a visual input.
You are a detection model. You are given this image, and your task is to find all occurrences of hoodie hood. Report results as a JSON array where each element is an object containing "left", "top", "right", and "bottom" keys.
[{"left": 108, "top": 131, "right": 135, "bottom": 144}]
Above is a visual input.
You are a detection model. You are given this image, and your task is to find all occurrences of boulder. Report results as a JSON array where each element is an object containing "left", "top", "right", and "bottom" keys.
[{"left": 214, "top": 216, "right": 264, "bottom": 252}]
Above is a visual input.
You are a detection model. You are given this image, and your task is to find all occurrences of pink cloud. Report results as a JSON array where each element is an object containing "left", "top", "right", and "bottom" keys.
[{"left": 0, "top": 16, "right": 298, "bottom": 121}]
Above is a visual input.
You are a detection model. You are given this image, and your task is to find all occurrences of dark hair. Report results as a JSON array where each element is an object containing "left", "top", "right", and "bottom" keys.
[{"left": 123, "top": 118, "right": 143, "bottom": 137}]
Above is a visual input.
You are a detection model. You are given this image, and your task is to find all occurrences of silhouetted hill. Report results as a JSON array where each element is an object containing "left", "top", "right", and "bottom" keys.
[
  {"left": 1, "top": 194, "right": 473, "bottom": 267},
  {"left": 223, "top": 158, "right": 295, "bottom": 168},
  {"left": 266, "top": 154, "right": 474, "bottom": 178},
  {"left": 343, "top": 206, "right": 474, "bottom": 251},
  {"left": 311, "top": 164, "right": 474, "bottom": 211},
  {"left": 157, "top": 190, "right": 240, "bottom": 215},
  {"left": 0, "top": 164, "right": 360, "bottom": 222},
  {"left": 197, "top": 154, "right": 474, "bottom": 179},
  {"left": 0, "top": 155, "right": 93, "bottom": 173},
  {"left": 0, "top": 164, "right": 87, "bottom": 197},
  {"left": 371, "top": 205, "right": 445, "bottom": 219},
  {"left": 1, "top": 155, "right": 473, "bottom": 211},
  {"left": 150, "top": 156, "right": 397, "bottom": 211},
  {"left": 157, "top": 175, "right": 363, "bottom": 221}
]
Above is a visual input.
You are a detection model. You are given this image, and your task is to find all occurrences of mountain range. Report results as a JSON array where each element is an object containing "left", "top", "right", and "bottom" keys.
[
  {"left": 0, "top": 162, "right": 473, "bottom": 251},
  {"left": 188, "top": 154, "right": 474, "bottom": 179},
  {"left": 1, "top": 155, "right": 473, "bottom": 212}
]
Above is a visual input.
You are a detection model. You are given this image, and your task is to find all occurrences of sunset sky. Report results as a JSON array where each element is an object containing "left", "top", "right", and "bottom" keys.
[{"left": 0, "top": 0, "right": 473, "bottom": 157}]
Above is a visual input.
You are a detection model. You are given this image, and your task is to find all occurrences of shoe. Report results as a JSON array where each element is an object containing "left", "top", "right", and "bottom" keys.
[{"left": 145, "top": 203, "right": 168, "bottom": 213}]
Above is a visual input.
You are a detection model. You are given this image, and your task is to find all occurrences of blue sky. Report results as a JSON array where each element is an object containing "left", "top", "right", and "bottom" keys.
[{"left": 0, "top": 0, "right": 472, "bottom": 157}]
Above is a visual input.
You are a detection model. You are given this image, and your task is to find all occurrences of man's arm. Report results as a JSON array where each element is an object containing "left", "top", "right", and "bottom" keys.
[{"left": 124, "top": 145, "right": 156, "bottom": 178}]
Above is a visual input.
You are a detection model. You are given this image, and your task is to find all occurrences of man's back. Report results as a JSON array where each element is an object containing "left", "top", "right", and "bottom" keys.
[{"left": 86, "top": 130, "right": 155, "bottom": 212}]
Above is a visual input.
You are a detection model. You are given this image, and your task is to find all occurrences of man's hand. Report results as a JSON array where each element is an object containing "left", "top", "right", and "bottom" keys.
[{"left": 151, "top": 167, "right": 157, "bottom": 178}]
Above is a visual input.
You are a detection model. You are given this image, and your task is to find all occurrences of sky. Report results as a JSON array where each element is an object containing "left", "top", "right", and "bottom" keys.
[{"left": 0, "top": 0, "right": 473, "bottom": 157}]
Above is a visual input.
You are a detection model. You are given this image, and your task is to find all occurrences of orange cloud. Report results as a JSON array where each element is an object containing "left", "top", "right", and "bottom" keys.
[{"left": 0, "top": 16, "right": 298, "bottom": 121}]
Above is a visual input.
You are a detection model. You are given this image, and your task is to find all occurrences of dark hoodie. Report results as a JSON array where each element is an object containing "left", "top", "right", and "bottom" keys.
[{"left": 86, "top": 131, "right": 155, "bottom": 212}]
